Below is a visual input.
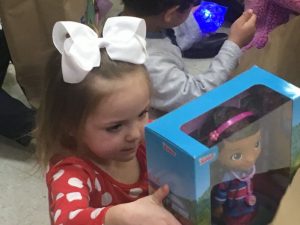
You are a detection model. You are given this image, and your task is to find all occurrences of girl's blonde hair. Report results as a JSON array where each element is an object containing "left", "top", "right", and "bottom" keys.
[{"left": 35, "top": 50, "right": 150, "bottom": 168}]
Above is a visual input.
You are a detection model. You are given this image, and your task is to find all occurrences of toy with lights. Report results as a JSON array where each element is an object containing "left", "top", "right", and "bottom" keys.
[{"left": 193, "top": 1, "right": 228, "bottom": 34}]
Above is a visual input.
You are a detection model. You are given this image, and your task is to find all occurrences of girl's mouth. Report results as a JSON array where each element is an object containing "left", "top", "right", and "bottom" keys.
[{"left": 121, "top": 147, "right": 137, "bottom": 152}]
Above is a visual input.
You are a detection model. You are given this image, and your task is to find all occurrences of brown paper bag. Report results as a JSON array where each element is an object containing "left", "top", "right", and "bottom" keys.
[
  {"left": 0, "top": 0, "right": 87, "bottom": 107},
  {"left": 233, "top": 15, "right": 300, "bottom": 87}
]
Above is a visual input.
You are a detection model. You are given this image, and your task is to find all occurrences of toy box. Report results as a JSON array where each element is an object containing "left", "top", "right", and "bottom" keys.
[{"left": 145, "top": 66, "right": 300, "bottom": 225}]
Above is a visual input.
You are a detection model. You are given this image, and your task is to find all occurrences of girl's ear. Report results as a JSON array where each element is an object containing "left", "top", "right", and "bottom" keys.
[{"left": 163, "top": 5, "right": 180, "bottom": 23}]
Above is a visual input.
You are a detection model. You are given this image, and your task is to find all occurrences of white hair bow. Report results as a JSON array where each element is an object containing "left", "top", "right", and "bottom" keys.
[{"left": 52, "top": 17, "right": 147, "bottom": 83}]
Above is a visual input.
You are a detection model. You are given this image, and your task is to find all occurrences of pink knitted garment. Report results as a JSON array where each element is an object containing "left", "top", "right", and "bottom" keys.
[{"left": 244, "top": 0, "right": 300, "bottom": 50}]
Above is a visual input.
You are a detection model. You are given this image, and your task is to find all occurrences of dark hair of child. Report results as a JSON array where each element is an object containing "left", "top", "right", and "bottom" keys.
[{"left": 122, "top": 0, "right": 200, "bottom": 16}]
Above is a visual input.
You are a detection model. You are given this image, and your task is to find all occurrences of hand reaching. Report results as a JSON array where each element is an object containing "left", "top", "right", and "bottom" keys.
[
  {"left": 105, "top": 185, "right": 181, "bottom": 225},
  {"left": 228, "top": 9, "right": 257, "bottom": 48}
]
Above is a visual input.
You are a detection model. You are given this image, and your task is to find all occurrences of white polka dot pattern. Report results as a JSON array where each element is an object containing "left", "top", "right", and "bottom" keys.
[
  {"left": 66, "top": 192, "right": 82, "bottom": 202},
  {"left": 46, "top": 151, "right": 147, "bottom": 225},
  {"left": 56, "top": 193, "right": 64, "bottom": 200},
  {"left": 129, "top": 187, "right": 143, "bottom": 198},
  {"left": 73, "top": 164, "right": 82, "bottom": 168},
  {"left": 87, "top": 178, "right": 92, "bottom": 192},
  {"left": 53, "top": 169, "right": 64, "bottom": 181},
  {"left": 90, "top": 208, "right": 103, "bottom": 219},
  {"left": 95, "top": 178, "right": 101, "bottom": 192},
  {"left": 101, "top": 192, "right": 112, "bottom": 206},
  {"left": 69, "top": 209, "right": 83, "bottom": 220},
  {"left": 54, "top": 209, "right": 61, "bottom": 223},
  {"left": 68, "top": 177, "right": 83, "bottom": 188}
]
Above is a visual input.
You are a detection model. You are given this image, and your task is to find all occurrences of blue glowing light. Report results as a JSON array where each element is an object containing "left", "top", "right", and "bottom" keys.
[{"left": 193, "top": 1, "right": 228, "bottom": 34}]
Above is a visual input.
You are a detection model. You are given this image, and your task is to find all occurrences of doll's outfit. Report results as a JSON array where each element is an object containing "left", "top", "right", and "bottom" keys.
[
  {"left": 213, "top": 168, "right": 256, "bottom": 225},
  {"left": 46, "top": 145, "right": 148, "bottom": 225},
  {"left": 244, "top": 0, "right": 300, "bottom": 50},
  {"left": 146, "top": 31, "right": 242, "bottom": 118}
]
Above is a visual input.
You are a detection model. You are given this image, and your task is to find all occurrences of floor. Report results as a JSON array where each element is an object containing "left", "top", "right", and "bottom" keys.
[
  {"left": 1, "top": 65, "right": 50, "bottom": 225},
  {"left": 0, "top": 1, "right": 215, "bottom": 224}
]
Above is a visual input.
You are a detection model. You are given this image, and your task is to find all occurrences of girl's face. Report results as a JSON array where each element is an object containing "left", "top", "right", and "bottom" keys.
[
  {"left": 218, "top": 131, "right": 262, "bottom": 171},
  {"left": 82, "top": 71, "right": 150, "bottom": 163}
]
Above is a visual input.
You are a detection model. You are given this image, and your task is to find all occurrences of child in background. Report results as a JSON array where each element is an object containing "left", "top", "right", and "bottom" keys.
[
  {"left": 200, "top": 106, "right": 261, "bottom": 225},
  {"left": 244, "top": 0, "right": 300, "bottom": 49},
  {"left": 122, "top": 0, "right": 257, "bottom": 118},
  {"left": 35, "top": 17, "right": 180, "bottom": 225}
]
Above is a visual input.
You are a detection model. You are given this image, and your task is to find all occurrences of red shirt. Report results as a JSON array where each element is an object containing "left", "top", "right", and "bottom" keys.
[{"left": 46, "top": 145, "right": 148, "bottom": 225}]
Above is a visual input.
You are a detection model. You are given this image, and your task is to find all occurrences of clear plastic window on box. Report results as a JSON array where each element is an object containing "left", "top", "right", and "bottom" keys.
[{"left": 182, "top": 85, "right": 292, "bottom": 225}]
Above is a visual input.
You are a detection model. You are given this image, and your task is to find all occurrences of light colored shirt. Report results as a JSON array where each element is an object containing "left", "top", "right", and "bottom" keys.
[
  {"left": 173, "top": 12, "right": 203, "bottom": 50},
  {"left": 146, "top": 31, "right": 242, "bottom": 118}
]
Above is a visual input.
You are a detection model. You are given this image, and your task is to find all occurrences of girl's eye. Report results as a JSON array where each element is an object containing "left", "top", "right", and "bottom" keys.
[
  {"left": 255, "top": 140, "right": 261, "bottom": 149},
  {"left": 106, "top": 124, "right": 122, "bottom": 132},
  {"left": 138, "top": 109, "right": 149, "bottom": 119},
  {"left": 231, "top": 153, "right": 243, "bottom": 161}
]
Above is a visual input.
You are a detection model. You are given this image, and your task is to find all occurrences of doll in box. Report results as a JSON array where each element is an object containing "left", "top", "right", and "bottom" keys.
[{"left": 200, "top": 106, "right": 261, "bottom": 225}]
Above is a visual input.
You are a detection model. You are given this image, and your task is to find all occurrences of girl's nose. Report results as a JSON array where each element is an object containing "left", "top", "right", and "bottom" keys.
[{"left": 125, "top": 122, "right": 143, "bottom": 141}]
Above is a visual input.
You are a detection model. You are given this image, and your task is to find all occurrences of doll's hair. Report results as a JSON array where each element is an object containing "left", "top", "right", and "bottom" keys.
[
  {"left": 122, "top": 0, "right": 201, "bottom": 16},
  {"left": 35, "top": 50, "right": 150, "bottom": 168},
  {"left": 241, "top": 85, "right": 289, "bottom": 116},
  {"left": 199, "top": 106, "right": 259, "bottom": 148}
]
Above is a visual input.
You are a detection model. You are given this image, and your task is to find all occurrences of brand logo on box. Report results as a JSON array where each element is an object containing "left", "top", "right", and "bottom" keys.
[
  {"left": 163, "top": 143, "right": 176, "bottom": 157},
  {"left": 199, "top": 153, "right": 215, "bottom": 165}
]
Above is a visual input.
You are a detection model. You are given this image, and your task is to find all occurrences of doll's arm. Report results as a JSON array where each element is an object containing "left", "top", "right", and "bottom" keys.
[
  {"left": 212, "top": 182, "right": 229, "bottom": 218},
  {"left": 213, "top": 205, "right": 224, "bottom": 218}
]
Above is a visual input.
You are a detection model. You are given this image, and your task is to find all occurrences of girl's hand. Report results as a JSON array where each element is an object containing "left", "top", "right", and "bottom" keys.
[
  {"left": 228, "top": 9, "right": 257, "bottom": 48},
  {"left": 105, "top": 185, "right": 181, "bottom": 225}
]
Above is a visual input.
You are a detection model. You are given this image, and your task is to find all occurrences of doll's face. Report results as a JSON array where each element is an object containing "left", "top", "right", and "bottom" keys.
[{"left": 218, "top": 131, "right": 261, "bottom": 171}]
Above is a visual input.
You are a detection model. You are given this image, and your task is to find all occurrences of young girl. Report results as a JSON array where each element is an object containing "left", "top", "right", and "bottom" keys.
[
  {"left": 200, "top": 106, "right": 261, "bottom": 225},
  {"left": 35, "top": 17, "right": 181, "bottom": 225}
]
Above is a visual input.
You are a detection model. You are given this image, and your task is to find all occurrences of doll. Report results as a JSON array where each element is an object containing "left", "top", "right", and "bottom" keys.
[
  {"left": 244, "top": 0, "right": 300, "bottom": 50},
  {"left": 200, "top": 106, "right": 261, "bottom": 225}
]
